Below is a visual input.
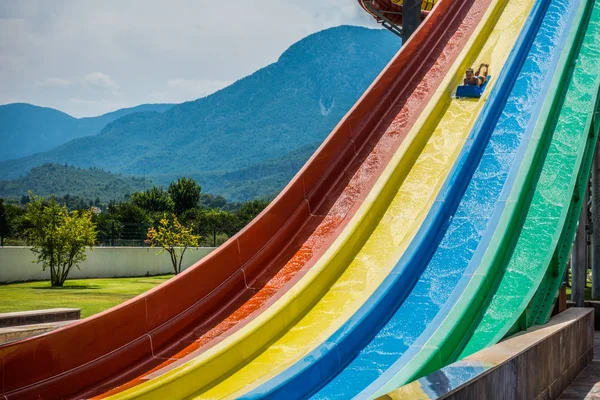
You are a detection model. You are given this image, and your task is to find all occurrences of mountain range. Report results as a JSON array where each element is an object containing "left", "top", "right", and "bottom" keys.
[
  {"left": 0, "top": 103, "right": 173, "bottom": 161},
  {"left": 0, "top": 163, "right": 151, "bottom": 203},
  {"left": 0, "top": 26, "right": 400, "bottom": 202}
]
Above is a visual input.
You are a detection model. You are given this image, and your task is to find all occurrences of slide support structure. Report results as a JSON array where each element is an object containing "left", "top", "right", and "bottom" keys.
[
  {"left": 592, "top": 140, "right": 600, "bottom": 298},
  {"left": 402, "top": 0, "right": 422, "bottom": 43},
  {"left": 573, "top": 180, "right": 589, "bottom": 307}
]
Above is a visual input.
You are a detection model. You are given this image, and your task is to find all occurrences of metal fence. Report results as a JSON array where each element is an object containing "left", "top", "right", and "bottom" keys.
[{"left": 2, "top": 221, "right": 232, "bottom": 248}]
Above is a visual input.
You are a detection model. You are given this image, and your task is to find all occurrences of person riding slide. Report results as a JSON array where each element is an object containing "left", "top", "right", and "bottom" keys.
[{"left": 464, "top": 63, "right": 489, "bottom": 86}]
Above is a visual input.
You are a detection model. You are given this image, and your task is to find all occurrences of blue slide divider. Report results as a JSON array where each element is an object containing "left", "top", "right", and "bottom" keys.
[{"left": 239, "top": 0, "right": 552, "bottom": 398}]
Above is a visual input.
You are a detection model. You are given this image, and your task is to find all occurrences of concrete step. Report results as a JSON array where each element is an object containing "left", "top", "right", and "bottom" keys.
[
  {"left": 386, "top": 308, "right": 594, "bottom": 400},
  {"left": 0, "top": 320, "right": 75, "bottom": 344},
  {"left": 0, "top": 308, "right": 80, "bottom": 328}
]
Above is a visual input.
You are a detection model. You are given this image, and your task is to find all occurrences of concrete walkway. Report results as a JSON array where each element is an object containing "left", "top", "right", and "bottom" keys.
[{"left": 559, "top": 332, "right": 600, "bottom": 399}]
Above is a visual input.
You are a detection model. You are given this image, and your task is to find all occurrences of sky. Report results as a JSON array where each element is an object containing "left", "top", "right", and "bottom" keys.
[{"left": 0, "top": 0, "right": 378, "bottom": 117}]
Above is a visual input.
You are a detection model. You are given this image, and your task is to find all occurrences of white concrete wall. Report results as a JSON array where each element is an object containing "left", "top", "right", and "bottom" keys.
[{"left": 0, "top": 247, "right": 215, "bottom": 283}]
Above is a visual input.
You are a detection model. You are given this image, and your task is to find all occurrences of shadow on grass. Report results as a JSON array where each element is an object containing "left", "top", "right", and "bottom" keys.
[{"left": 32, "top": 285, "right": 102, "bottom": 290}]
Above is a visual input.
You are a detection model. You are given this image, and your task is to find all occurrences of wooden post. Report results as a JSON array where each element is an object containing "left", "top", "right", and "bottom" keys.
[{"left": 558, "top": 286, "right": 567, "bottom": 313}]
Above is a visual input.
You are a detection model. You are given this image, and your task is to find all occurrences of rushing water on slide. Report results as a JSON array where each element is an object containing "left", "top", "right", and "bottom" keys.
[{"left": 311, "top": 0, "right": 577, "bottom": 397}]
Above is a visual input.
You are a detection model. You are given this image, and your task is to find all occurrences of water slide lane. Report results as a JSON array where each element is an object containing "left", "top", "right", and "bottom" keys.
[
  {"left": 527, "top": 0, "right": 600, "bottom": 328},
  {"left": 239, "top": 0, "right": 550, "bottom": 397},
  {"left": 459, "top": 0, "right": 600, "bottom": 358},
  {"left": 103, "top": 2, "right": 500, "bottom": 400},
  {"left": 194, "top": 0, "right": 532, "bottom": 398},
  {"left": 362, "top": 0, "right": 583, "bottom": 395},
  {"left": 0, "top": 2, "right": 468, "bottom": 399}
]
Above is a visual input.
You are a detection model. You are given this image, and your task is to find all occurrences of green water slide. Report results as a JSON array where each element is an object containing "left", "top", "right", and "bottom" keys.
[
  {"left": 459, "top": 0, "right": 600, "bottom": 358},
  {"left": 527, "top": 1, "right": 600, "bottom": 328}
]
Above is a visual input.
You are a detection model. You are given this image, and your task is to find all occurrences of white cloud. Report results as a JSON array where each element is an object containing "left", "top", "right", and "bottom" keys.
[
  {"left": 37, "top": 77, "right": 73, "bottom": 87},
  {"left": 37, "top": 72, "right": 119, "bottom": 90},
  {"left": 0, "top": 1, "right": 380, "bottom": 116},
  {"left": 82, "top": 72, "right": 119, "bottom": 90}
]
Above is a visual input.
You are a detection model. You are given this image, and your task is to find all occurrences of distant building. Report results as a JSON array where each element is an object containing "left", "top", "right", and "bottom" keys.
[{"left": 90, "top": 206, "right": 102, "bottom": 215}]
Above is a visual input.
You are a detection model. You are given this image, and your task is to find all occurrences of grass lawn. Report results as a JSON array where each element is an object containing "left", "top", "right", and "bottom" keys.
[
  {"left": 566, "top": 282, "right": 593, "bottom": 301},
  {"left": 0, "top": 275, "right": 172, "bottom": 318}
]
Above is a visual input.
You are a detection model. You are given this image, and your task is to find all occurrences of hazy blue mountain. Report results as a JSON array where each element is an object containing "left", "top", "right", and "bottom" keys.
[
  {"left": 1, "top": 26, "right": 400, "bottom": 200},
  {"left": 146, "top": 143, "right": 321, "bottom": 202},
  {"left": 0, "top": 163, "right": 152, "bottom": 202},
  {"left": 0, "top": 103, "right": 174, "bottom": 160}
]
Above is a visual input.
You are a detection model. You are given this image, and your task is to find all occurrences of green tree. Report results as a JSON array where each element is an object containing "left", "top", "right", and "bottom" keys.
[
  {"left": 111, "top": 201, "right": 150, "bottom": 246},
  {"left": 145, "top": 214, "right": 200, "bottom": 274},
  {"left": 0, "top": 199, "right": 8, "bottom": 246},
  {"left": 168, "top": 177, "right": 202, "bottom": 215},
  {"left": 131, "top": 186, "right": 174, "bottom": 213},
  {"left": 194, "top": 208, "right": 236, "bottom": 246},
  {"left": 5, "top": 203, "right": 28, "bottom": 243},
  {"left": 26, "top": 194, "right": 97, "bottom": 287},
  {"left": 235, "top": 199, "right": 270, "bottom": 230},
  {"left": 199, "top": 193, "right": 227, "bottom": 209}
]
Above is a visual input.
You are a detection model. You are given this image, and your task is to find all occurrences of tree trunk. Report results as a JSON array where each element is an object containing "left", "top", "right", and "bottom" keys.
[
  {"left": 50, "top": 265, "right": 57, "bottom": 287},
  {"left": 51, "top": 269, "right": 63, "bottom": 287},
  {"left": 178, "top": 248, "right": 187, "bottom": 274},
  {"left": 59, "top": 261, "right": 74, "bottom": 287},
  {"left": 168, "top": 249, "right": 178, "bottom": 275}
]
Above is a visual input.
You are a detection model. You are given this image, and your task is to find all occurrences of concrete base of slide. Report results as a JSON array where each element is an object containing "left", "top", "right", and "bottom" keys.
[
  {"left": 567, "top": 300, "right": 600, "bottom": 330},
  {"left": 0, "top": 308, "right": 80, "bottom": 327},
  {"left": 0, "top": 321, "right": 74, "bottom": 345},
  {"left": 382, "top": 308, "right": 594, "bottom": 400},
  {"left": 0, "top": 308, "right": 82, "bottom": 345},
  {"left": 0, "top": 246, "right": 215, "bottom": 283}
]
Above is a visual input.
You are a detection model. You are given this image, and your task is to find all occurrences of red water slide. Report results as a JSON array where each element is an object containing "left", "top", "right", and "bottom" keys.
[{"left": 0, "top": 0, "right": 484, "bottom": 398}]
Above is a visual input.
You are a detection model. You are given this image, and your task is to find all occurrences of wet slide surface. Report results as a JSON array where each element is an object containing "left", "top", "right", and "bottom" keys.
[
  {"left": 528, "top": 0, "right": 600, "bottom": 328},
  {"left": 190, "top": 0, "right": 521, "bottom": 397},
  {"left": 376, "top": 2, "right": 600, "bottom": 397},
  {"left": 104, "top": 1, "right": 493, "bottom": 399},
  {"left": 0, "top": 2, "right": 488, "bottom": 400},
  {"left": 5, "top": 0, "right": 596, "bottom": 399},
  {"left": 375, "top": 0, "right": 600, "bottom": 396},
  {"left": 306, "top": 0, "right": 541, "bottom": 398},
  {"left": 0, "top": 2, "right": 466, "bottom": 400},
  {"left": 237, "top": 0, "right": 544, "bottom": 396},
  {"left": 459, "top": 0, "right": 600, "bottom": 359},
  {"left": 365, "top": 0, "right": 582, "bottom": 394}
]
